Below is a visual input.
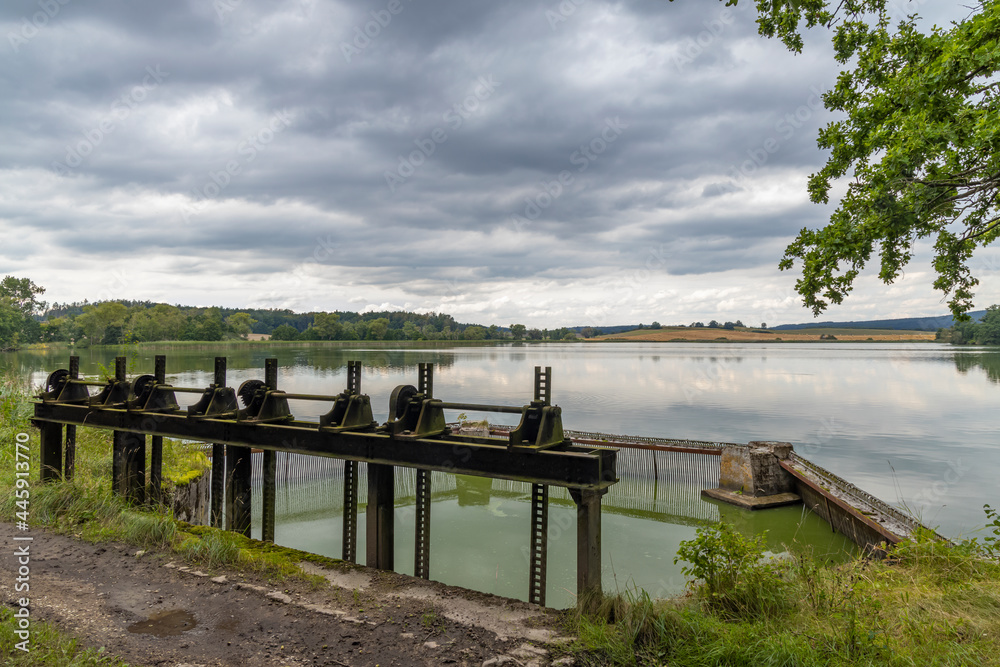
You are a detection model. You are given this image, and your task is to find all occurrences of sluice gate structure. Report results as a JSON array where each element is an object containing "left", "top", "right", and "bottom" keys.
[
  {"left": 32, "top": 355, "right": 616, "bottom": 606},
  {"left": 550, "top": 429, "right": 931, "bottom": 552}
]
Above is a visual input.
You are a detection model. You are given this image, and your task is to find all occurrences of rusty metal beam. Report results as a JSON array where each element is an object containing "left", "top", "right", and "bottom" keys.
[
  {"left": 40, "top": 422, "right": 62, "bottom": 483},
  {"left": 367, "top": 463, "right": 394, "bottom": 570},
  {"left": 261, "top": 358, "right": 278, "bottom": 542},
  {"left": 570, "top": 488, "right": 605, "bottom": 599},
  {"left": 64, "top": 356, "right": 79, "bottom": 480},
  {"left": 210, "top": 358, "right": 226, "bottom": 528},
  {"left": 148, "top": 355, "right": 166, "bottom": 505},
  {"left": 31, "top": 404, "right": 615, "bottom": 490}
]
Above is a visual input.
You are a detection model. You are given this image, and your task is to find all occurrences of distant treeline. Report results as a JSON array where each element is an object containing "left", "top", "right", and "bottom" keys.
[
  {"left": 38, "top": 301, "right": 582, "bottom": 345},
  {"left": 0, "top": 277, "right": 583, "bottom": 349},
  {"left": 937, "top": 305, "right": 1000, "bottom": 345}
]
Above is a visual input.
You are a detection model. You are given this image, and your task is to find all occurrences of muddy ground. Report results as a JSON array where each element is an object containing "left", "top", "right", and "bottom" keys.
[{"left": 0, "top": 523, "right": 574, "bottom": 666}]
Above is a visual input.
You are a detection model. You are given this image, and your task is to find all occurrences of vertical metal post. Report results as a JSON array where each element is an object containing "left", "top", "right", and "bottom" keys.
[
  {"left": 366, "top": 463, "right": 395, "bottom": 570},
  {"left": 528, "top": 483, "right": 549, "bottom": 605},
  {"left": 342, "top": 459, "right": 358, "bottom": 563},
  {"left": 418, "top": 362, "right": 433, "bottom": 397},
  {"left": 226, "top": 444, "right": 252, "bottom": 537},
  {"left": 534, "top": 366, "right": 551, "bottom": 404},
  {"left": 215, "top": 356, "right": 250, "bottom": 537},
  {"left": 210, "top": 357, "right": 226, "bottom": 528},
  {"left": 64, "top": 356, "right": 78, "bottom": 480},
  {"left": 111, "top": 356, "right": 126, "bottom": 495},
  {"left": 347, "top": 360, "right": 361, "bottom": 393},
  {"left": 570, "top": 488, "right": 606, "bottom": 602},
  {"left": 414, "top": 468, "right": 431, "bottom": 579},
  {"left": 149, "top": 355, "right": 165, "bottom": 505},
  {"left": 40, "top": 422, "right": 63, "bottom": 483},
  {"left": 123, "top": 431, "right": 146, "bottom": 505},
  {"left": 261, "top": 358, "right": 278, "bottom": 542}
]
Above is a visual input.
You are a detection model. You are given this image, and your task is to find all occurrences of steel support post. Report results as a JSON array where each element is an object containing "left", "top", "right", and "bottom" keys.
[
  {"left": 148, "top": 355, "right": 165, "bottom": 505},
  {"left": 529, "top": 483, "right": 549, "bottom": 605},
  {"left": 414, "top": 468, "right": 432, "bottom": 579},
  {"left": 221, "top": 354, "right": 251, "bottom": 536},
  {"left": 570, "top": 488, "right": 606, "bottom": 601},
  {"left": 342, "top": 460, "right": 358, "bottom": 563},
  {"left": 123, "top": 431, "right": 146, "bottom": 505},
  {"left": 366, "top": 463, "right": 395, "bottom": 570},
  {"left": 111, "top": 356, "right": 126, "bottom": 495},
  {"left": 64, "top": 356, "right": 78, "bottom": 480},
  {"left": 226, "top": 444, "right": 252, "bottom": 537},
  {"left": 210, "top": 357, "right": 226, "bottom": 528},
  {"left": 40, "top": 421, "right": 63, "bottom": 483},
  {"left": 261, "top": 358, "right": 278, "bottom": 542}
]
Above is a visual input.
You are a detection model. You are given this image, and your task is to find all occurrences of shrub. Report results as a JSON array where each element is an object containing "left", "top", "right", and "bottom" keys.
[{"left": 674, "top": 523, "right": 791, "bottom": 620}]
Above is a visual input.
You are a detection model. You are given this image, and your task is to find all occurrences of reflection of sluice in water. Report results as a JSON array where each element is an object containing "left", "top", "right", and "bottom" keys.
[{"left": 249, "top": 448, "right": 721, "bottom": 527}]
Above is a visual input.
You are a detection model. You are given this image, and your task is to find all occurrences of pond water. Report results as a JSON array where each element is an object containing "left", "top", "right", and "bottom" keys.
[{"left": 7, "top": 341, "right": 999, "bottom": 607}]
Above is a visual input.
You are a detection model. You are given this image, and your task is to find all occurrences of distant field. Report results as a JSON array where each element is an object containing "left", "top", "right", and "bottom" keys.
[{"left": 591, "top": 326, "right": 936, "bottom": 342}]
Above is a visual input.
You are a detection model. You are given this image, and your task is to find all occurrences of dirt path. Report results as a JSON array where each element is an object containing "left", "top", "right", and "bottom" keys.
[{"left": 1, "top": 523, "right": 571, "bottom": 666}]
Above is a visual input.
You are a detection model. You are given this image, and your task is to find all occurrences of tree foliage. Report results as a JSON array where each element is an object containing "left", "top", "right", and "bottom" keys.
[
  {"left": 0, "top": 276, "right": 45, "bottom": 349},
  {"left": 743, "top": 0, "right": 1000, "bottom": 318},
  {"left": 270, "top": 324, "right": 300, "bottom": 341}
]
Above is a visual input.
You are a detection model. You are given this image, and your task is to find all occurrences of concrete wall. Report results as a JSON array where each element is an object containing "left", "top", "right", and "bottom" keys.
[
  {"left": 170, "top": 469, "right": 210, "bottom": 525},
  {"left": 718, "top": 441, "right": 794, "bottom": 497}
]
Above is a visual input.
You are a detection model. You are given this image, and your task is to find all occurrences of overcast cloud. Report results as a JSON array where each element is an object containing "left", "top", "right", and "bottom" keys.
[{"left": 1, "top": 0, "right": 994, "bottom": 327}]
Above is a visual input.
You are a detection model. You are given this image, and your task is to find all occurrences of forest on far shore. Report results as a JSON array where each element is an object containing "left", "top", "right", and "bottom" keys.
[{"left": 0, "top": 276, "right": 580, "bottom": 350}]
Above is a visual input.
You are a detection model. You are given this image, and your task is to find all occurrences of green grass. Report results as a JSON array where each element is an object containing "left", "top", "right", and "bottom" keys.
[
  {"left": 0, "top": 609, "right": 131, "bottom": 666},
  {"left": 569, "top": 530, "right": 1000, "bottom": 666},
  {"left": 0, "top": 372, "right": 323, "bottom": 584}
]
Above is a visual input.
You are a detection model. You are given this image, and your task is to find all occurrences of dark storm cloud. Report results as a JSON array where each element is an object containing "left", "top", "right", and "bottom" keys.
[{"left": 0, "top": 0, "right": 888, "bottom": 320}]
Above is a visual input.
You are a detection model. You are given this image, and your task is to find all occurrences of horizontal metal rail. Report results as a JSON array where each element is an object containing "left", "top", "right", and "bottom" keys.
[
  {"left": 160, "top": 385, "right": 211, "bottom": 394},
  {"left": 32, "top": 402, "right": 616, "bottom": 491},
  {"left": 436, "top": 402, "right": 525, "bottom": 414},
  {"left": 273, "top": 392, "right": 342, "bottom": 401}
]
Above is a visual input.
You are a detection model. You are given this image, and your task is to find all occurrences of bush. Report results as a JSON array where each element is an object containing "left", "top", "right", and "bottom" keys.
[
  {"left": 270, "top": 324, "right": 300, "bottom": 341},
  {"left": 674, "top": 523, "right": 791, "bottom": 620}
]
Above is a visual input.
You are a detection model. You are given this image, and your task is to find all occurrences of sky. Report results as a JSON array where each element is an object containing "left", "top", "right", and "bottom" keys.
[{"left": 2, "top": 0, "right": 995, "bottom": 329}]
